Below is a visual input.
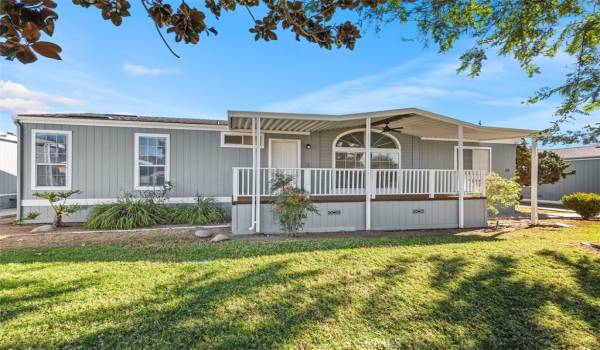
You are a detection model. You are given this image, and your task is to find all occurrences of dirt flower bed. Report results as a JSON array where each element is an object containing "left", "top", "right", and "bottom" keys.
[
  {"left": 0, "top": 215, "right": 199, "bottom": 250},
  {"left": 1, "top": 213, "right": 590, "bottom": 250}
]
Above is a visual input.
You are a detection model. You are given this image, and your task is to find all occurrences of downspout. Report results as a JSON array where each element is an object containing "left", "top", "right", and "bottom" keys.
[
  {"left": 248, "top": 117, "right": 256, "bottom": 231},
  {"left": 15, "top": 118, "right": 23, "bottom": 220},
  {"left": 457, "top": 125, "right": 464, "bottom": 229},
  {"left": 365, "top": 117, "right": 372, "bottom": 230},
  {"left": 256, "top": 117, "right": 261, "bottom": 233}
]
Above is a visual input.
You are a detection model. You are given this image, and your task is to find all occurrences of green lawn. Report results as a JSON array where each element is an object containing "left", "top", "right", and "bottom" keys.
[{"left": 1, "top": 224, "right": 599, "bottom": 349}]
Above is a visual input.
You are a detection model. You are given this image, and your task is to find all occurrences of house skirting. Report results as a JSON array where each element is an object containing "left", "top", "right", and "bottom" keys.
[
  {"left": 0, "top": 194, "right": 16, "bottom": 209},
  {"left": 232, "top": 197, "right": 487, "bottom": 234}
]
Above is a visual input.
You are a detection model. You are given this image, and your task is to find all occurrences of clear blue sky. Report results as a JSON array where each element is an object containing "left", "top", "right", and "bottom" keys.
[{"left": 1, "top": 2, "right": 596, "bottom": 143}]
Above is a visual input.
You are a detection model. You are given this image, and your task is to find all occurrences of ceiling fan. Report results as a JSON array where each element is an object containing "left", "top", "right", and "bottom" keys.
[
  {"left": 371, "top": 113, "right": 414, "bottom": 133},
  {"left": 379, "top": 123, "right": 404, "bottom": 133}
]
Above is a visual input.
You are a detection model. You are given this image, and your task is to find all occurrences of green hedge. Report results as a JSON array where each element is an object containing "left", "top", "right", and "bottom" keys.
[
  {"left": 562, "top": 192, "right": 600, "bottom": 220},
  {"left": 166, "top": 198, "right": 227, "bottom": 226},
  {"left": 85, "top": 197, "right": 227, "bottom": 230}
]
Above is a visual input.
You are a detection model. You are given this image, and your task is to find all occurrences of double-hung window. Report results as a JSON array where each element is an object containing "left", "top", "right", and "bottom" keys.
[
  {"left": 31, "top": 130, "right": 72, "bottom": 190},
  {"left": 135, "top": 133, "right": 170, "bottom": 190}
]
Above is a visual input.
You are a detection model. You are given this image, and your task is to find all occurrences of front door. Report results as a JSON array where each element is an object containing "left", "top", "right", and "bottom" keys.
[{"left": 269, "top": 139, "right": 300, "bottom": 169}]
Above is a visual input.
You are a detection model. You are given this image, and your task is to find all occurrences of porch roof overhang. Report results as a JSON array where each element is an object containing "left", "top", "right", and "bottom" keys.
[{"left": 228, "top": 108, "right": 538, "bottom": 142}]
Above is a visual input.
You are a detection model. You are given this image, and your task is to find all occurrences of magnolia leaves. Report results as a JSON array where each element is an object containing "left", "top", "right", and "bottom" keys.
[
  {"left": 248, "top": 0, "right": 377, "bottom": 50},
  {"left": 72, "top": 0, "right": 131, "bottom": 26},
  {"left": 31, "top": 41, "right": 61, "bottom": 59},
  {"left": 0, "top": 0, "right": 60, "bottom": 63},
  {"left": 2, "top": 0, "right": 383, "bottom": 65},
  {"left": 167, "top": 2, "right": 209, "bottom": 44}
]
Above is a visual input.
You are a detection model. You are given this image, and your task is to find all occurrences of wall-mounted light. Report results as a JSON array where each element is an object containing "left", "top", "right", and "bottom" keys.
[{"left": 305, "top": 144, "right": 312, "bottom": 149}]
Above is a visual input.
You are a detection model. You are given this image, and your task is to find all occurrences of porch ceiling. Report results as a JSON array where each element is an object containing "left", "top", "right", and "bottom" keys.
[{"left": 228, "top": 108, "right": 537, "bottom": 141}]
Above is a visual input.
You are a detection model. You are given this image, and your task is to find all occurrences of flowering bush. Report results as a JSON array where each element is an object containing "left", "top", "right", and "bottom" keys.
[{"left": 271, "top": 173, "right": 319, "bottom": 235}]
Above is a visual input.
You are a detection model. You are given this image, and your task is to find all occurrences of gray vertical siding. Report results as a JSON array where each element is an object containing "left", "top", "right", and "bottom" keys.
[
  {"left": 522, "top": 158, "right": 600, "bottom": 201},
  {"left": 0, "top": 138, "right": 17, "bottom": 196},
  {"left": 0, "top": 171, "right": 16, "bottom": 196},
  {"left": 272, "top": 128, "right": 516, "bottom": 175},
  {"left": 19, "top": 122, "right": 512, "bottom": 224},
  {"left": 21, "top": 123, "right": 252, "bottom": 200},
  {"left": 21, "top": 123, "right": 516, "bottom": 201}
]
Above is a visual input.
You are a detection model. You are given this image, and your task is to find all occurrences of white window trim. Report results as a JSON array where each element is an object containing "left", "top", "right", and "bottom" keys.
[
  {"left": 268, "top": 138, "right": 301, "bottom": 168},
  {"left": 134, "top": 133, "right": 170, "bottom": 190},
  {"left": 220, "top": 131, "right": 264, "bottom": 148},
  {"left": 31, "top": 129, "right": 72, "bottom": 191},
  {"left": 453, "top": 146, "right": 492, "bottom": 171},
  {"left": 332, "top": 128, "right": 402, "bottom": 169}
]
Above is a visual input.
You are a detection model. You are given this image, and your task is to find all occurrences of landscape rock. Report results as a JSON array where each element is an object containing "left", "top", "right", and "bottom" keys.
[
  {"left": 194, "top": 229, "right": 213, "bottom": 238},
  {"left": 210, "top": 233, "right": 231, "bottom": 243},
  {"left": 31, "top": 224, "right": 55, "bottom": 233}
]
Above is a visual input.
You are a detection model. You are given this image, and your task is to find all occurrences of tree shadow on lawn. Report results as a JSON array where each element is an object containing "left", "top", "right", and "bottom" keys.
[
  {"left": 29, "top": 260, "right": 352, "bottom": 349},
  {"left": 363, "top": 254, "right": 600, "bottom": 349},
  {"left": 0, "top": 275, "right": 98, "bottom": 325},
  {"left": 537, "top": 249, "right": 600, "bottom": 298},
  {"left": 0, "top": 233, "right": 502, "bottom": 264}
]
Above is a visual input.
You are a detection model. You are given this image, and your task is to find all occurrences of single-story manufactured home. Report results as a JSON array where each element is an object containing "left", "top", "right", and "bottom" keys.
[
  {"left": 522, "top": 144, "right": 600, "bottom": 203},
  {"left": 13, "top": 108, "right": 540, "bottom": 234},
  {"left": 0, "top": 132, "right": 17, "bottom": 209}
]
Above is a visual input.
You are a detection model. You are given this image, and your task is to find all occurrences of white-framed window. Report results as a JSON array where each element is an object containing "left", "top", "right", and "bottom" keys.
[
  {"left": 220, "top": 132, "right": 264, "bottom": 148},
  {"left": 134, "top": 133, "right": 170, "bottom": 190},
  {"left": 454, "top": 146, "right": 492, "bottom": 171},
  {"left": 31, "top": 129, "right": 72, "bottom": 190},
  {"left": 332, "top": 129, "right": 401, "bottom": 169}
]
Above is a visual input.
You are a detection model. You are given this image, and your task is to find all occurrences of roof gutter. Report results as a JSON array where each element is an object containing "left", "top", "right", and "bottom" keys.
[
  {"left": 14, "top": 115, "right": 229, "bottom": 132},
  {"left": 14, "top": 118, "right": 23, "bottom": 220}
]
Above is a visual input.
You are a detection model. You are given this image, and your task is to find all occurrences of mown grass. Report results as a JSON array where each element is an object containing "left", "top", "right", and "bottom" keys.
[{"left": 1, "top": 224, "right": 599, "bottom": 349}]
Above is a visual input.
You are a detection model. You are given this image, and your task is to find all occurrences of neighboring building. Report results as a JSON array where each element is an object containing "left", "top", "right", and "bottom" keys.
[
  {"left": 13, "top": 109, "right": 536, "bottom": 234},
  {"left": 0, "top": 132, "right": 17, "bottom": 209},
  {"left": 522, "top": 144, "right": 600, "bottom": 203}
]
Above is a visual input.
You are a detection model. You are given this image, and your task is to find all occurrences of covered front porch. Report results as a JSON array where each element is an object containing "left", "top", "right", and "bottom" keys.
[{"left": 228, "top": 108, "right": 539, "bottom": 234}]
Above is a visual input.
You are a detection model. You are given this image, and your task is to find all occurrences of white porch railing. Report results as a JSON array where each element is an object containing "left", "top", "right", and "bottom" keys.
[{"left": 232, "top": 168, "right": 487, "bottom": 200}]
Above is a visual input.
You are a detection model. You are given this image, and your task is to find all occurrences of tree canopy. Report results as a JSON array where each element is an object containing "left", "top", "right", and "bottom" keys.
[
  {"left": 515, "top": 141, "right": 576, "bottom": 187},
  {"left": 1, "top": 0, "right": 598, "bottom": 143}
]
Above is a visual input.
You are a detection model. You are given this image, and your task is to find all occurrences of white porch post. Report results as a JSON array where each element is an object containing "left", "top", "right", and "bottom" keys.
[
  {"left": 365, "top": 117, "right": 372, "bottom": 230},
  {"left": 457, "top": 125, "right": 464, "bottom": 229},
  {"left": 531, "top": 136, "right": 539, "bottom": 225},
  {"left": 256, "top": 117, "right": 261, "bottom": 232},
  {"left": 248, "top": 117, "right": 256, "bottom": 231}
]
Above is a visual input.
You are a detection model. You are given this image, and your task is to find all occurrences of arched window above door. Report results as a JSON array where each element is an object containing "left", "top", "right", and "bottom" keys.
[{"left": 332, "top": 129, "right": 401, "bottom": 169}]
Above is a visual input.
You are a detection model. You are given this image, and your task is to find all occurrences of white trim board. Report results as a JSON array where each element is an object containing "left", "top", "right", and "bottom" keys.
[
  {"left": 31, "top": 129, "right": 73, "bottom": 191},
  {"left": 421, "top": 137, "right": 521, "bottom": 144},
  {"left": 21, "top": 196, "right": 232, "bottom": 207}
]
